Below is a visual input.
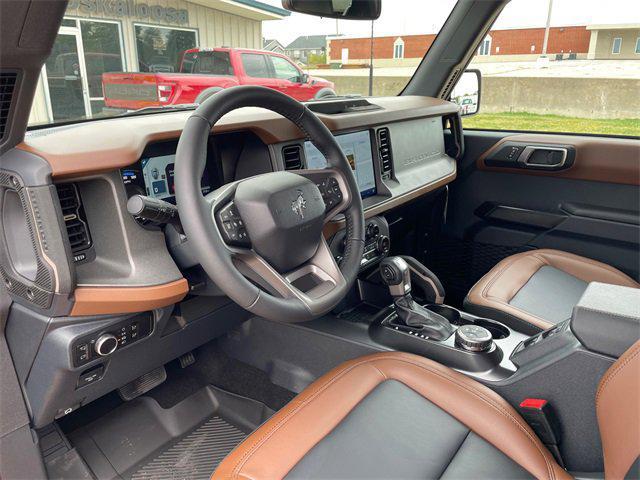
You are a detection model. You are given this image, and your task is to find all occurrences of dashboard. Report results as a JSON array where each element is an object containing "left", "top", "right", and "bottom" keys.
[{"left": 5, "top": 95, "right": 460, "bottom": 428}]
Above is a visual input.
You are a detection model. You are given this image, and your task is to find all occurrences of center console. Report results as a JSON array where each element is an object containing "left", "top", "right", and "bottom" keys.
[{"left": 368, "top": 255, "right": 528, "bottom": 381}]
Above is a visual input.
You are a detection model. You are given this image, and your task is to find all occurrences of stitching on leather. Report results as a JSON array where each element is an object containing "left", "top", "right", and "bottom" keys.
[
  {"left": 226, "top": 353, "right": 556, "bottom": 480},
  {"left": 384, "top": 358, "right": 557, "bottom": 480},
  {"left": 228, "top": 359, "right": 383, "bottom": 478},
  {"left": 595, "top": 342, "right": 640, "bottom": 408}
]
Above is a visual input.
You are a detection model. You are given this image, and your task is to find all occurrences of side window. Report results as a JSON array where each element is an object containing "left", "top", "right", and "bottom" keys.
[
  {"left": 459, "top": 0, "right": 640, "bottom": 137},
  {"left": 241, "top": 53, "right": 271, "bottom": 78},
  {"left": 270, "top": 56, "right": 300, "bottom": 81}
]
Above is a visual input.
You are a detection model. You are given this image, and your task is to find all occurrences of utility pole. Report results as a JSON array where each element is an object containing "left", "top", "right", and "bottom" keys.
[
  {"left": 368, "top": 19, "right": 374, "bottom": 96},
  {"left": 541, "top": 0, "right": 554, "bottom": 57}
]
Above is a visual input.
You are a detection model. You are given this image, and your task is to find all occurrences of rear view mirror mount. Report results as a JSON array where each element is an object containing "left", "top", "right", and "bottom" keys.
[{"left": 281, "top": 0, "right": 381, "bottom": 20}]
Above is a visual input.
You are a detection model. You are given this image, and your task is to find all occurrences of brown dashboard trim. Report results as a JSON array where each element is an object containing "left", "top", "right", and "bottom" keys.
[
  {"left": 18, "top": 96, "right": 457, "bottom": 179},
  {"left": 70, "top": 278, "right": 188, "bottom": 316},
  {"left": 478, "top": 133, "right": 640, "bottom": 185},
  {"left": 323, "top": 170, "right": 456, "bottom": 238}
]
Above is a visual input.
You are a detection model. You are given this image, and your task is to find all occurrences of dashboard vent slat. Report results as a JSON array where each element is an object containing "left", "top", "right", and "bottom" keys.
[
  {"left": 0, "top": 72, "right": 17, "bottom": 140},
  {"left": 377, "top": 128, "right": 393, "bottom": 179},
  {"left": 282, "top": 145, "right": 302, "bottom": 170},
  {"left": 55, "top": 183, "right": 92, "bottom": 257}
]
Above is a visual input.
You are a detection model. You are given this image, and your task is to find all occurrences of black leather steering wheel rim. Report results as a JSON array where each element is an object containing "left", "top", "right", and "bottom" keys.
[{"left": 175, "top": 86, "right": 365, "bottom": 322}]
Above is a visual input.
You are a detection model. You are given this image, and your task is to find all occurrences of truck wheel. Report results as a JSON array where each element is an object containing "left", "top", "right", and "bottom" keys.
[
  {"left": 195, "top": 87, "right": 224, "bottom": 104},
  {"left": 314, "top": 88, "right": 336, "bottom": 99}
]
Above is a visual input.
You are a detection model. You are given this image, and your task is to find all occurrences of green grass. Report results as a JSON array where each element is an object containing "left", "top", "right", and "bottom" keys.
[{"left": 462, "top": 112, "right": 640, "bottom": 137}]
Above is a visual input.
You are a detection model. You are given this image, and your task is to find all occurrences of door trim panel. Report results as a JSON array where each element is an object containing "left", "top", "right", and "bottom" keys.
[{"left": 477, "top": 133, "right": 639, "bottom": 185}]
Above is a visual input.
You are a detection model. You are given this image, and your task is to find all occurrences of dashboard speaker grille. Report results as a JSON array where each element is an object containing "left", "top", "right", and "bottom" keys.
[
  {"left": 0, "top": 72, "right": 17, "bottom": 140},
  {"left": 282, "top": 145, "right": 302, "bottom": 170},
  {"left": 377, "top": 128, "right": 393, "bottom": 179},
  {"left": 56, "top": 183, "right": 92, "bottom": 255}
]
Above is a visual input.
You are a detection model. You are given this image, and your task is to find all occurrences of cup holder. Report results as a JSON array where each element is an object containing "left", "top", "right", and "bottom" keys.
[
  {"left": 425, "top": 304, "right": 510, "bottom": 340},
  {"left": 425, "top": 304, "right": 462, "bottom": 325},
  {"left": 472, "top": 319, "right": 510, "bottom": 340}
]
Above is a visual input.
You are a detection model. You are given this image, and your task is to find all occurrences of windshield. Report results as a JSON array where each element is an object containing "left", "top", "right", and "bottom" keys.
[{"left": 28, "top": 0, "right": 456, "bottom": 127}]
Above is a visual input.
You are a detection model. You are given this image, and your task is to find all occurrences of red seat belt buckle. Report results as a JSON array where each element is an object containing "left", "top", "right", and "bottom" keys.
[
  {"left": 518, "top": 398, "right": 560, "bottom": 445},
  {"left": 519, "top": 398, "right": 564, "bottom": 468}
]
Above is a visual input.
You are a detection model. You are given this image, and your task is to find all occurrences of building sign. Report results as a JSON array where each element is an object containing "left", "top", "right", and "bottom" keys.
[{"left": 67, "top": 0, "right": 189, "bottom": 24}]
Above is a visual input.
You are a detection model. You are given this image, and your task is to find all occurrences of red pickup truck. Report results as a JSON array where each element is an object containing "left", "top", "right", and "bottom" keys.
[{"left": 102, "top": 47, "right": 336, "bottom": 110}]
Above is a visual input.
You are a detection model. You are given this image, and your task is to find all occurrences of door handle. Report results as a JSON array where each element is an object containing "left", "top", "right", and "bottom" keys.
[{"left": 519, "top": 146, "right": 568, "bottom": 169}]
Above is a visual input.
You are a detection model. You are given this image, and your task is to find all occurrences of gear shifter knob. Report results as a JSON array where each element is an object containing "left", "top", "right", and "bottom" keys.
[
  {"left": 379, "top": 256, "right": 454, "bottom": 341},
  {"left": 380, "top": 256, "right": 411, "bottom": 297}
]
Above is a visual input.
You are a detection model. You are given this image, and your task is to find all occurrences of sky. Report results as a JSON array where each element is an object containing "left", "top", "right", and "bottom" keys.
[{"left": 261, "top": 0, "right": 640, "bottom": 46}]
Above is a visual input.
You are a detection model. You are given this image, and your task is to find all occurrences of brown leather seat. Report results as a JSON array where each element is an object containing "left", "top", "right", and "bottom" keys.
[
  {"left": 464, "top": 249, "right": 639, "bottom": 334},
  {"left": 213, "top": 347, "right": 639, "bottom": 479}
]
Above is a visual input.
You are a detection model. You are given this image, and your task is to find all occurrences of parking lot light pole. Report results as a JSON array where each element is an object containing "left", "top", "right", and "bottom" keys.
[{"left": 368, "top": 19, "right": 374, "bottom": 96}]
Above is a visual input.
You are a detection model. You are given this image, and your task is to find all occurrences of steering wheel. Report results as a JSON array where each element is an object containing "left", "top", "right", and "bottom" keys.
[{"left": 174, "top": 86, "right": 365, "bottom": 322}]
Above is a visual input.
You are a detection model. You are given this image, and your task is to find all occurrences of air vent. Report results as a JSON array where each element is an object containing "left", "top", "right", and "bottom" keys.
[
  {"left": 377, "top": 128, "right": 393, "bottom": 179},
  {"left": 56, "top": 183, "right": 92, "bottom": 256},
  {"left": 282, "top": 145, "right": 302, "bottom": 170},
  {"left": 0, "top": 72, "right": 17, "bottom": 140}
]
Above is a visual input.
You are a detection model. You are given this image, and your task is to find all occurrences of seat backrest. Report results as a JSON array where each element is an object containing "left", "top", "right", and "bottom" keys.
[{"left": 596, "top": 340, "right": 640, "bottom": 479}]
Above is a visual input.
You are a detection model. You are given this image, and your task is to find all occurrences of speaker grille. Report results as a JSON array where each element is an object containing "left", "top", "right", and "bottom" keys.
[{"left": 0, "top": 172, "right": 55, "bottom": 309}]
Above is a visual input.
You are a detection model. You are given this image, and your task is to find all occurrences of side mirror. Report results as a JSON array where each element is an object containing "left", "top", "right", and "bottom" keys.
[
  {"left": 299, "top": 73, "right": 309, "bottom": 84},
  {"left": 450, "top": 69, "right": 481, "bottom": 116},
  {"left": 282, "top": 0, "right": 381, "bottom": 20}
]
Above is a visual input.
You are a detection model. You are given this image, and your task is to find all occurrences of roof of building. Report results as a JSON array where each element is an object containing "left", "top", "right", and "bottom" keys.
[
  {"left": 286, "top": 35, "right": 327, "bottom": 49},
  {"left": 189, "top": 0, "right": 290, "bottom": 21},
  {"left": 586, "top": 23, "right": 640, "bottom": 30},
  {"left": 264, "top": 38, "right": 283, "bottom": 47}
]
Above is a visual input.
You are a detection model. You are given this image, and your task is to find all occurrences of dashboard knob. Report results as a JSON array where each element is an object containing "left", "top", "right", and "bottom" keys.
[
  {"left": 366, "top": 223, "right": 380, "bottom": 239},
  {"left": 376, "top": 235, "right": 390, "bottom": 254},
  {"left": 455, "top": 325, "right": 493, "bottom": 352},
  {"left": 95, "top": 334, "right": 118, "bottom": 356}
]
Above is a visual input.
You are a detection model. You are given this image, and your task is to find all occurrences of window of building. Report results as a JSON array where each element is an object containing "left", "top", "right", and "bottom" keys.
[
  {"left": 478, "top": 36, "right": 492, "bottom": 56},
  {"left": 134, "top": 24, "right": 197, "bottom": 73},
  {"left": 41, "top": 18, "right": 126, "bottom": 122},
  {"left": 636, "top": 38, "right": 640, "bottom": 54},
  {"left": 270, "top": 56, "right": 300, "bottom": 81},
  {"left": 242, "top": 53, "right": 270, "bottom": 78},
  {"left": 612, "top": 37, "right": 622, "bottom": 54},
  {"left": 393, "top": 38, "right": 405, "bottom": 59}
]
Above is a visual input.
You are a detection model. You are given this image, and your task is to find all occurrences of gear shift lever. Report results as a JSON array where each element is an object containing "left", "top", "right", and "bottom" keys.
[{"left": 380, "top": 257, "right": 455, "bottom": 341}]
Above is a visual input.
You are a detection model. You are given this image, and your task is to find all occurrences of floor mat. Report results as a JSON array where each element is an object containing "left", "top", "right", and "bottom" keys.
[
  {"left": 69, "top": 385, "right": 272, "bottom": 480},
  {"left": 130, "top": 416, "right": 245, "bottom": 480}
]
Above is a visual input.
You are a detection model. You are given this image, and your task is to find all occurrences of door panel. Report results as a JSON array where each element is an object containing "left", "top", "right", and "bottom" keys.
[{"left": 432, "top": 130, "right": 639, "bottom": 306}]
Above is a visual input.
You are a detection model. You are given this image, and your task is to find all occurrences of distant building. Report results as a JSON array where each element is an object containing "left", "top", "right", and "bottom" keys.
[
  {"left": 587, "top": 24, "right": 640, "bottom": 59},
  {"left": 263, "top": 38, "right": 285, "bottom": 55},
  {"left": 285, "top": 35, "right": 327, "bottom": 64},
  {"left": 328, "top": 26, "right": 594, "bottom": 66}
]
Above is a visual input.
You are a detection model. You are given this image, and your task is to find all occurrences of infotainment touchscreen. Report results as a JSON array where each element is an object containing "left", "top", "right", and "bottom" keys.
[
  {"left": 303, "top": 130, "right": 377, "bottom": 198},
  {"left": 138, "top": 154, "right": 212, "bottom": 203}
]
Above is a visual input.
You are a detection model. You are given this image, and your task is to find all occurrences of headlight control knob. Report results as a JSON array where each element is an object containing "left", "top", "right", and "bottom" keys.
[
  {"left": 455, "top": 325, "right": 493, "bottom": 352},
  {"left": 95, "top": 334, "right": 118, "bottom": 356},
  {"left": 376, "top": 235, "right": 390, "bottom": 254}
]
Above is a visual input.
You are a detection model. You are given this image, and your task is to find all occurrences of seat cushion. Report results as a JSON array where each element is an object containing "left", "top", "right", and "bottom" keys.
[
  {"left": 212, "top": 352, "right": 569, "bottom": 480},
  {"left": 465, "top": 249, "right": 639, "bottom": 333}
]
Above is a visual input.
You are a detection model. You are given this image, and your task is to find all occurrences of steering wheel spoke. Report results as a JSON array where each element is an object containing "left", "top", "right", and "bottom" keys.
[
  {"left": 234, "top": 238, "right": 346, "bottom": 314},
  {"left": 297, "top": 168, "right": 352, "bottom": 222}
]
